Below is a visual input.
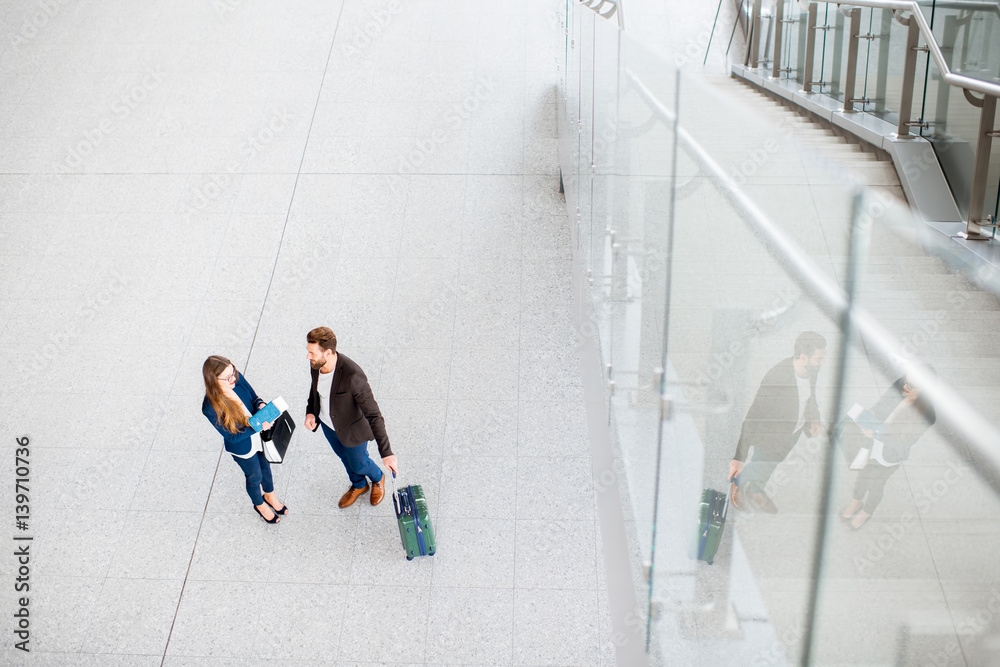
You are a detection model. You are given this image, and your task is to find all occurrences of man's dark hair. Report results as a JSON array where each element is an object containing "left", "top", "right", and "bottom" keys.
[
  {"left": 793, "top": 331, "right": 826, "bottom": 358},
  {"left": 307, "top": 326, "right": 337, "bottom": 353}
]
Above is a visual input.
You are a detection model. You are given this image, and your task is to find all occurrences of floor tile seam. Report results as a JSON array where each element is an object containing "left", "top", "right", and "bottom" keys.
[
  {"left": 430, "top": 171, "right": 467, "bottom": 605},
  {"left": 898, "top": 465, "right": 969, "bottom": 658},
  {"left": 335, "top": 507, "right": 366, "bottom": 661},
  {"left": 156, "top": 2, "right": 351, "bottom": 661},
  {"left": 155, "top": 446, "right": 227, "bottom": 665}
]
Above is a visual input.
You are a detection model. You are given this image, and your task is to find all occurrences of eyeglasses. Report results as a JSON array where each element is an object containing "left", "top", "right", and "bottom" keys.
[{"left": 219, "top": 367, "right": 237, "bottom": 384}]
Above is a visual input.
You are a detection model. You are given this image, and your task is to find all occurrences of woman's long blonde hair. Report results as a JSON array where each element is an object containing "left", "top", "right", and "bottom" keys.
[{"left": 203, "top": 355, "right": 249, "bottom": 434}]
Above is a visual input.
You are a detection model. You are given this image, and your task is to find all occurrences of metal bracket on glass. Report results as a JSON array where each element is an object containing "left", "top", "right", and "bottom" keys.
[
  {"left": 966, "top": 214, "right": 998, "bottom": 228},
  {"left": 813, "top": 24, "right": 833, "bottom": 32},
  {"left": 607, "top": 364, "right": 615, "bottom": 396},
  {"left": 903, "top": 119, "right": 931, "bottom": 130},
  {"left": 660, "top": 395, "right": 674, "bottom": 420},
  {"left": 858, "top": 33, "right": 881, "bottom": 40},
  {"left": 848, "top": 98, "right": 871, "bottom": 105}
]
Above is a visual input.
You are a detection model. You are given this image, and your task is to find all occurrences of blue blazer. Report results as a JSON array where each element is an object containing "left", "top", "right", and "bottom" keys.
[{"left": 202, "top": 374, "right": 266, "bottom": 457}]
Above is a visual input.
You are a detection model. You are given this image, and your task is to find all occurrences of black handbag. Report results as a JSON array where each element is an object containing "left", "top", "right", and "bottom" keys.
[{"left": 261, "top": 411, "right": 295, "bottom": 463}]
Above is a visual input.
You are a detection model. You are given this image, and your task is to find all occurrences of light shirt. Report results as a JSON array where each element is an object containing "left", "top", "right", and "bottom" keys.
[
  {"left": 793, "top": 373, "right": 811, "bottom": 434},
  {"left": 869, "top": 400, "right": 907, "bottom": 467},
  {"left": 316, "top": 367, "right": 336, "bottom": 429},
  {"left": 232, "top": 400, "right": 262, "bottom": 459}
]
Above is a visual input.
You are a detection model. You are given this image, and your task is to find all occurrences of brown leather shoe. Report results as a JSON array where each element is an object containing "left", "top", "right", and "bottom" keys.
[
  {"left": 730, "top": 482, "right": 743, "bottom": 510},
  {"left": 750, "top": 492, "right": 778, "bottom": 514},
  {"left": 339, "top": 484, "right": 370, "bottom": 508},
  {"left": 370, "top": 475, "right": 386, "bottom": 506}
]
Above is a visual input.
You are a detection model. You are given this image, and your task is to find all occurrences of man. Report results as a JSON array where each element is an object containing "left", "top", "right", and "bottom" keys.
[
  {"left": 305, "top": 327, "right": 398, "bottom": 508},
  {"left": 728, "top": 331, "right": 826, "bottom": 513}
]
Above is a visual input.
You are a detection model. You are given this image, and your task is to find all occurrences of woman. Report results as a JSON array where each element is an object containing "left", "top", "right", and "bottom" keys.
[
  {"left": 840, "top": 375, "right": 935, "bottom": 530},
  {"left": 202, "top": 355, "right": 287, "bottom": 524}
]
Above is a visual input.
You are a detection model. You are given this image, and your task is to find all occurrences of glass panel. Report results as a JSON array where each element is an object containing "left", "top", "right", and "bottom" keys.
[
  {"left": 610, "top": 35, "right": 680, "bottom": 645},
  {"left": 920, "top": 7, "right": 1000, "bottom": 219},
  {"left": 761, "top": 7, "right": 775, "bottom": 69},
  {"left": 858, "top": 8, "right": 893, "bottom": 114},
  {"left": 809, "top": 190, "right": 1000, "bottom": 664},
  {"left": 781, "top": 0, "right": 809, "bottom": 85},
  {"left": 827, "top": 6, "right": 849, "bottom": 102},
  {"left": 561, "top": 4, "right": 1000, "bottom": 664},
  {"left": 639, "top": 65, "right": 850, "bottom": 664},
  {"left": 919, "top": 1, "right": 1000, "bottom": 88},
  {"left": 867, "top": 8, "right": 914, "bottom": 125}
]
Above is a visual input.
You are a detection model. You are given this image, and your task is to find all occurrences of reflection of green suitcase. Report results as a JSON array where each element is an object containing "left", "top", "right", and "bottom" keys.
[
  {"left": 391, "top": 474, "right": 436, "bottom": 560},
  {"left": 692, "top": 488, "right": 728, "bottom": 565}
]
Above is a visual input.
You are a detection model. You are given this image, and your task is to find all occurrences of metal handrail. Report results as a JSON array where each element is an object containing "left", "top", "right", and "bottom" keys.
[
  {"left": 917, "top": 0, "right": 1000, "bottom": 12},
  {"left": 624, "top": 65, "right": 1000, "bottom": 493},
  {"left": 817, "top": 0, "right": 1000, "bottom": 99}
]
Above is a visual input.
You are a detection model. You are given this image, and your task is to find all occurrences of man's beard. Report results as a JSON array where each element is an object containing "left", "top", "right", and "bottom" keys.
[{"left": 310, "top": 358, "right": 326, "bottom": 370}]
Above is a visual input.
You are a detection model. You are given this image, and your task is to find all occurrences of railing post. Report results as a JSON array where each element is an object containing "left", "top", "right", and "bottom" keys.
[
  {"left": 803, "top": 3, "right": 817, "bottom": 92},
  {"left": 772, "top": 0, "right": 784, "bottom": 78},
  {"left": 963, "top": 93, "right": 997, "bottom": 239},
  {"left": 896, "top": 15, "right": 920, "bottom": 136},
  {"left": 750, "top": 0, "right": 762, "bottom": 68},
  {"left": 843, "top": 8, "right": 861, "bottom": 111}
]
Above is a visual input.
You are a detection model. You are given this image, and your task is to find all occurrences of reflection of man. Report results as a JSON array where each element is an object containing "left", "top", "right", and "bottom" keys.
[
  {"left": 304, "top": 327, "right": 398, "bottom": 509},
  {"left": 728, "top": 332, "right": 826, "bottom": 513}
]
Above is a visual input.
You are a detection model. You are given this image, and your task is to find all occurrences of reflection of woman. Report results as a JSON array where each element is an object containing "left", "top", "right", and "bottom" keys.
[
  {"left": 202, "top": 356, "right": 287, "bottom": 524},
  {"left": 841, "top": 376, "right": 935, "bottom": 530}
]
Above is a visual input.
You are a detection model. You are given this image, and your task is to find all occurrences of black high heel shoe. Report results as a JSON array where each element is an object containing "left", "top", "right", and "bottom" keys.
[
  {"left": 254, "top": 504, "right": 280, "bottom": 524},
  {"left": 264, "top": 497, "right": 288, "bottom": 515}
]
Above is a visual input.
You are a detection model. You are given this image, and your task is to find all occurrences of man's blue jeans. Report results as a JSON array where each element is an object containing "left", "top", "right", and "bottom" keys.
[{"left": 321, "top": 422, "right": 383, "bottom": 489}]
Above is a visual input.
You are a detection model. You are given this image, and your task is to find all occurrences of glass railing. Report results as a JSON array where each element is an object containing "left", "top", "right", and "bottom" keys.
[
  {"left": 560, "top": 2, "right": 1000, "bottom": 664},
  {"left": 743, "top": 0, "right": 1000, "bottom": 237}
]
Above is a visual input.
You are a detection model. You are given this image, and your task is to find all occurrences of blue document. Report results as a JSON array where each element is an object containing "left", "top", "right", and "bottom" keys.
[{"left": 249, "top": 396, "right": 288, "bottom": 432}]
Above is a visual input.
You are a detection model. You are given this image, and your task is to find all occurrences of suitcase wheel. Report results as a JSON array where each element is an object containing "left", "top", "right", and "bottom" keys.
[
  {"left": 406, "top": 556, "right": 414, "bottom": 561},
  {"left": 707, "top": 559, "right": 713, "bottom": 565}
]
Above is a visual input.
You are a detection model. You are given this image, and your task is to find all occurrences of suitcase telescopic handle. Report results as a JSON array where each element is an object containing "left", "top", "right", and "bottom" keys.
[{"left": 390, "top": 470, "right": 401, "bottom": 516}]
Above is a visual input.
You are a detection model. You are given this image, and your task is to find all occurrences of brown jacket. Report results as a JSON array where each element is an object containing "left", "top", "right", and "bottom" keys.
[{"left": 306, "top": 353, "right": 393, "bottom": 458}]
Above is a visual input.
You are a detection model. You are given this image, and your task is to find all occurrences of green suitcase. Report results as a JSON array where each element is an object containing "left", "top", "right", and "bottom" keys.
[
  {"left": 391, "top": 473, "right": 436, "bottom": 560},
  {"left": 692, "top": 488, "right": 728, "bottom": 564}
]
